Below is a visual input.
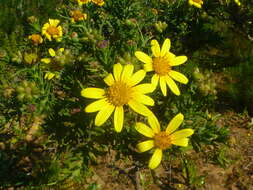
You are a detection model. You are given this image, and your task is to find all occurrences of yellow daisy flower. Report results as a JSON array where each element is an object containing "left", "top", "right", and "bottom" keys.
[
  {"left": 28, "top": 34, "right": 43, "bottom": 45},
  {"left": 136, "top": 113, "right": 194, "bottom": 169},
  {"left": 70, "top": 10, "right": 87, "bottom": 23},
  {"left": 77, "top": 0, "right": 91, "bottom": 6},
  {"left": 135, "top": 38, "right": 188, "bottom": 96},
  {"left": 188, "top": 0, "right": 203, "bottom": 8},
  {"left": 92, "top": 0, "right": 105, "bottom": 6},
  {"left": 42, "top": 19, "right": 63, "bottom": 41},
  {"left": 81, "top": 63, "right": 155, "bottom": 132}
]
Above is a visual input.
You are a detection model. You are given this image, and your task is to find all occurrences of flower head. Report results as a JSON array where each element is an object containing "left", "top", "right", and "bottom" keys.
[
  {"left": 81, "top": 63, "right": 155, "bottom": 132},
  {"left": 92, "top": 0, "right": 105, "bottom": 6},
  {"left": 77, "top": 0, "right": 91, "bottom": 6},
  {"left": 135, "top": 38, "right": 188, "bottom": 96},
  {"left": 70, "top": 10, "right": 87, "bottom": 23},
  {"left": 42, "top": 19, "right": 63, "bottom": 41},
  {"left": 188, "top": 0, "right": 203, "bottom": 8},
  {"left": 28, "top": 34, "right": 43, "bottom": 45},
  {"left": 135, "top": 113, "right": 194, "bottom": 169}
]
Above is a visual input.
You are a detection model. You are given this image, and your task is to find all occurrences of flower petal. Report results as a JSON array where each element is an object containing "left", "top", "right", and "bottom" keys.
[
  {"left": 121, "top": 64, "right": 134, "bottom": 82},
  {"left": 151, "top": 40, "right": 160, "bottom": 57},
  {"left": 148, "top": 148, "right": 163, "bottom": 169},
  {"left": 132, "top": 84, "right": 154, "bottom": 94},
  {"left": 159, "top": 76, "right": 167, "bottom": 96},
  {"left": 151, "top": 74, "right": 159, "bottom": 89},
  {"left": 85, "top": 98, "right": 109, "bottom": 113},
  {"left": 114, "top": 106, "right": 124, "bottom": 132},
  {"left": 48, "top": 48, "right": 56, "bottom": 57},
  {"left": 170, "top": 129, "right": 194, "bottom": 140},
  {"left": 113, "top": 63, "right": 123, "bottom": 81},
  {"left": 133, "top": 93, "right": 154, "bottom": 106},
  {"left": 128, "top": 69, "right": 146, "bottom": 87},
  {"left": 170, "top": 56, "right": 187, "bottom": 66},
  {"left": 135, "top": 122, "right": 154, "bottom": 138},
  {"left": 161, "top": 39, "right": 171, "bottom": 57},
  {"left": 165, "top": 76, "right": 180, "bottom": 96},
  {"left": 169, "top": 70, "right": 188, "bottom": 84},
  {"left": 128, "top": 100, "right": 152, "bottom": 116},
  {"left": 171, "top": 138, "right": 189, "bottom": 147},
  {"left": 144, "top": 63, "right": 153, "bottom": 72},
  {"left": 135, "top": 51, "right": 153, "bottom": 65},
  {"left": 95, "top": 104, "right": 115, "bottom": 126},
  {"left": 104, "top": 73, "right": 115, "bottom": 86},
  {"left": 41, "top": 58, "right": 51, "bottom": 64},
  {"left": 137, "top": 140, "right": 154, "bottom": 152},
  {"left": 166, "top": 113, "right": 184, "bottom": 134},
  {"left": 81, "top": 88, "right": 105, "bottom": 99},
  {"left": 148, "top": 114, "right": 160, "bottom": 133}
]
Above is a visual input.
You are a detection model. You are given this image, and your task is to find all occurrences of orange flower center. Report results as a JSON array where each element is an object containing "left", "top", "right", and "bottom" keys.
[
  {"left": 192, "top": 0, "right": 203, "bottom": 3},
  {"left": 72, "top": 10, "right": 85, "bottom": 22},
  {"left": 154, "top": 131, "right": 171, "bottom": 150},
  {"left": 153, "top": 57, "right": 171, "bottom": 76},
  {"left": 30, "top": 34, "right": 42, "bottom": 44},
  {"left": 106, "top": 82, "right": 132, "bottom": 106},
  {"left": 46, "top": 26, "right": 59, "bottom": 36}
]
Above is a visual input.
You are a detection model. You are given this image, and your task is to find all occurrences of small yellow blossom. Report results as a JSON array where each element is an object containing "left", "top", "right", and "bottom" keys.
[
  {"left": 135, "top": 38, "right": 188, "bottom": 96},
  {"left": 28, "top": 34, "right": 43, "bottom": 45},
  {"left": 234, "top": 0, "right": 241, "bottom": 6},
  {"left": 42, "top": 19, "right": 63, "bottom": 41},
  {"left": 77, "top": 0, "right": 91, "bottom": 6},
  {"left": 81, "top": 63, "right": 155, "bottom": 132},
  {"left": 136, "top": 113, "right": 194, "bottom": 169},
  {"left": 92, "top": 0, "right": 105, "bottom": 6},
  {"left": 70, "top": 10, "right": 87, "bottom": 23},
  {"left": 188, "top": 0, "right": 203, "bottom": 8}
]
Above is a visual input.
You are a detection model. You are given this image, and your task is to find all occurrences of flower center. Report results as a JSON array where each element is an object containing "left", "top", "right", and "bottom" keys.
[
  {"left": 106, "top": 82, "right": 132, "bottom": 106},
  {"left": 72, "top": 10, "right": 85, "bottom": 21},
  {"left": 47, "top": 26, "right": 59, "bottom": 36},
  {"left": 193, "top": 0, "right": 203, "bottom": 3},
  {"left": 153, "top": 57, "right": 171, "bottom": 76},
  {"left": 31, "top": 34, "right": 41, "bottom": 43},
  {"left": 154, "top": 132, "right": 171, "bottom": 150}
]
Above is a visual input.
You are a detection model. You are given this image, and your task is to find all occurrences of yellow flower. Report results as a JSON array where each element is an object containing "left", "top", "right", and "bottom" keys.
[
  {"left": 92, "top": 0, "right": 105, "bottom": 6},
  {"left": 77, "top": 0, "right": 91, "bottom": 6},
  {"left": 136, "top": 113, "right": 194, "bottom": 169},
  {"left": 42, "top": 19, "right": 63, "bottom": 41},
  {"left": 234, "top": 0, "right": 241, "bottom": 6},
  {"left": 70, "top": 10, "right": 87, "bottom": 23},
  {"left": 28, "top": 34, "right": 43, "bottom": 45},
  {"left": 135, "top": 39, "right": 188, "bottom": 96},
  {"left": 81, "top": 63, "right": 155, "bottom": 132},
  {"left": 44, "top": 71, "right": 60, "bottom": 80},
  {"left": 188, "top": 0, "right": 203, "bottom": 8}
]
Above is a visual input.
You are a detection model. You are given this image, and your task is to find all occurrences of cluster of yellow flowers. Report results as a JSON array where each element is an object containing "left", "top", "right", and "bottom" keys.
[
  {"left": 188, "top": 0, "right": 241, "bottom": 8},
  {"left": 81, "top": 39, "right": 194, "bottom": 169}
]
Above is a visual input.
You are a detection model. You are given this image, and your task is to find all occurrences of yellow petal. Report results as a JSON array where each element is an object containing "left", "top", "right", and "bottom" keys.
[
  {"left": 165, "top": 76, "right": 180, "bottom": 96},
  {"left": 95, "top": 104, "right": 115, "bottom": 126},
  {"left": 151, "top": 40, "right": 160, "bottom": 57},
  {"left": 148, "top": 114, "right": 160, "bottom": 133},
  {"left": 48, "top": 48, "right": 56, "bottom": 57},
  {"left": 81, "top": 88, "right": 105, "bottom": 99},
  {"left": 170, "top": 129, "right": 194, "bottom": 140},
  {"left": 85, "top": 98, "right": 109, "bottom": 113},
  {"left": 144, "top": 63, "right": 153, "bottom": 72},
  {"left": 171, "top": 138, "right": 189, "bottom": 147},
  {"left": 166, "top": 113, "right": 184, "bottom": 134},
  {"left": 148, "top": 148, "right": 163, "bottom": 169},
  {"left": 114, "top": 106, "right": 124, "bottom": 132},
  {"left": 170, "top": 56, "right": 187, "bottom": 66},
  {"left": 151, "top": 74, "right": 159, "bottom": 89},
  {"left": 113, "top": 63, "right": 123, "bottom": 81},
  {"left": 44, "top": 72, "right": 55, "bottom": 80},
  {"left": 135, "top": 51, "right": 153, "bottom": 65},
  {"left": 159, "top": 76, "right": 167, "bottom": 96},
  {"left": 132, "top": 83, "right": 154, "bottom": 94},
  {"left": 104, "top": 73, "right": 115, "bottom": 86},
  {"left": 49, "top": 19, "right": 60, "bottom": 26},
  {"left": 128, "top": 69, "right": 146, "bottom": 87},
  {"left": 59, "top": 48, "right": 64, "bottom": 52},
  {"left": 161, "top": 39, "right": 171, "bottom": 57},
  {"left": 137, "top": 140, "right": 154, "bottom": 152},
  {"left": 169, "top": 71, "right": 188, "bottom": 84},
  {"left": 135, "top": 122, "right": 154, "bottom": 138},
  {"left": 41, "top": 58, "right": 51, "bottom": 64},
  {"left": 133, "top": 93, "right": 154, "bottom": 106},
  {"left": 128, "top": 100, "right": 152, "bottom": 116},
  {"left": 121, "top": 64, "right": 134, "bottom": 82}
]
